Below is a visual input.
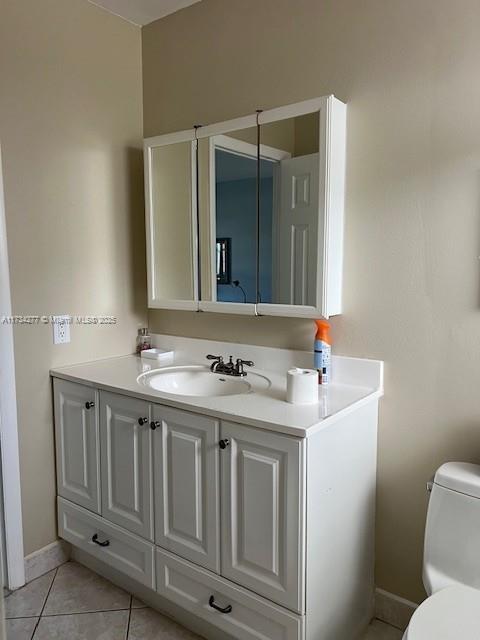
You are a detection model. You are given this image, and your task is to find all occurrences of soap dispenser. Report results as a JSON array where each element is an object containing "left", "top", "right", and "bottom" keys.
[{"left": 136, "top": 328, "right": 151, "bottom": 355}]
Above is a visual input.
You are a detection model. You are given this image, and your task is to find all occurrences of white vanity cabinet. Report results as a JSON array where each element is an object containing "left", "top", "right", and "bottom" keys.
[
  {"left": 100, "top": 391, "right": 154, "bottom": 541},
  {"left": 53, "top": 370, "right": 380, "bottom": 640}
]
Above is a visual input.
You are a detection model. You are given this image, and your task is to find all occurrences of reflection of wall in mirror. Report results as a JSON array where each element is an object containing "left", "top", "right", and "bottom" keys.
[
  {"left": 215, "top": 174, "right": 273, "bottom": 304},
  {"left": 224, "top": 113, "right": 319, "bottom": 156},
  {"left": 151, "top": 143, "right": 194, "bottom": 300},
  {"left": 259, "top": 112, "right": 319, "bottom": 157}
]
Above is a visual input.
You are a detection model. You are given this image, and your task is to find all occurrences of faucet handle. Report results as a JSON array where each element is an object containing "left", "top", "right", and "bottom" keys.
[
  {"left": 237, "top": 359, "right": 254, "bottom": 367},
  {"left": 235, "top": 358, "right": 254, "bottom": 376},
  {"left": 207, "top": 354, "right": 224, "bottom": 372}
]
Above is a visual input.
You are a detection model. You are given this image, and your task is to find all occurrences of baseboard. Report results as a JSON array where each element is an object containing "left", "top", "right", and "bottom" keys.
[
  {"left": 24, "top": 540, "right": 71, "bottom": 583},
  {"left": 375, "top": 588, "right": 418, "bottom": 631}
]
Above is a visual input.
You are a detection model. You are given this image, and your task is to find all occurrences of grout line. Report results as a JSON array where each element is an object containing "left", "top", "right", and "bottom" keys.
[
  {"left": 30, "top": 566, "right": 58, "bottom": 640},
  {"left": 125, "top": 595, "right": 133, "bottom": 640},
  {"left": 38, "top": 607, "right": 132, "bottom": 618},
  {"left": 5, "top": 566, "right": 57, "bottom": 600}
]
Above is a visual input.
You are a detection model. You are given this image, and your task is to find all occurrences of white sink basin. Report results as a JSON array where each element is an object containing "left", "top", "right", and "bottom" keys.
[{"left": 137, "top": 365, "right": 270, "bottom": 397}]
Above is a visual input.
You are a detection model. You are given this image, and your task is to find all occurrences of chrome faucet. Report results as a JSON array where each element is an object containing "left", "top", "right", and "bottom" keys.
[{"left": 206, "top": 355, "right": 254, "bottom": 377}]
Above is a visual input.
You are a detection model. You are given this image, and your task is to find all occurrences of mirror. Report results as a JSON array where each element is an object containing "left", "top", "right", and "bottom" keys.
[
  {"left": 144, "top": 135, "right": 197, "bottom": 309},
  {"left": 258, "top": 112, "right": 320, "bottom": 307},
  {"left": 198, "top": 123, "right": 259, "bottom": 308},
  {"left": 144, "top": 96, "right": 346, "bottom": 317}
]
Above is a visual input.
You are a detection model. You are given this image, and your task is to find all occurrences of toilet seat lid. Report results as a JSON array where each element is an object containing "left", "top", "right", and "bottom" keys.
[{"left": 406, "top": 585, "right": 480, "bottom": 639}]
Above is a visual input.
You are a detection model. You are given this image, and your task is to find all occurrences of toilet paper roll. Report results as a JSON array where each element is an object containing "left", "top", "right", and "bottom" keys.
[{"left": 286, "top": 368, "right": 319, "bottom": 404}]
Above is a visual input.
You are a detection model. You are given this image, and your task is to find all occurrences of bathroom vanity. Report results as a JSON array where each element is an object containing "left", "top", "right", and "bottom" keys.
[{"left": 51, "top": 336, "right": 383, "bottom": 640}]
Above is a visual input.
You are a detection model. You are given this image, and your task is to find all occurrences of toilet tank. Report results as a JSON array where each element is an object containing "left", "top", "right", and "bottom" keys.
[{"left": 423, "top": 462, "right": 480, "bottom": 595}]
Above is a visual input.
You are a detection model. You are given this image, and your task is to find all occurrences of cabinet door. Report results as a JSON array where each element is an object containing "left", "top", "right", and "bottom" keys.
[
  {"left": 153, "top": 405, "right": 220, "bottom": 573},
  {"left": 100, "top": 392, "right": 153, "bottom": 540},
  {"left": 221, "top": 422, "right": 306, "bottom": 613},
  {"left": 54, "top": 379, "right": 100, "bottom": 513}
]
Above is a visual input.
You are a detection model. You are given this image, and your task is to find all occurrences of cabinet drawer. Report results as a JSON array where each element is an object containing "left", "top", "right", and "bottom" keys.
[
  {"left": 156, "top": 547, "right": 304, "bottom": 640},
  {"left": 58, "top": 497, "right": 155, "bottom": 589}
]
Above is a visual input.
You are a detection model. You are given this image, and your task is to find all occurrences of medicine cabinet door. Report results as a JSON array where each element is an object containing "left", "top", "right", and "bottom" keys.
[
  {"left": 144, "top": 131, "right": 198, "bottom": 310},
  {"left": 197, "top": 116, "right": 261, "bottom": 314},
  {"left": 257, "top": 96, "right": 346, "bottom": 318}
]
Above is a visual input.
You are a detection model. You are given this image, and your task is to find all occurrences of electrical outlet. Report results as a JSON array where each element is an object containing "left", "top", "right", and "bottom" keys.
[{"left": 53, "top": 315, "right": 71, "bottom": 344}]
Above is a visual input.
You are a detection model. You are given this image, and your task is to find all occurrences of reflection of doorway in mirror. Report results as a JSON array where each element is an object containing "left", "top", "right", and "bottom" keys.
[
  {"left": 215, "top": 147, "right": 257, "bottom": 303},
  {"left": 212, "top": 136, "right": 289, "bottom": 304}
]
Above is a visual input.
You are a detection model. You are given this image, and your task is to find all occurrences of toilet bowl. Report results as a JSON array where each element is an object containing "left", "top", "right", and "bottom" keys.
[
  {"left": 402, "top": 462, "right": 480, "bottom": 639},
  {"left": 402, "top": 585, "right": 480, "bottom": 639}
]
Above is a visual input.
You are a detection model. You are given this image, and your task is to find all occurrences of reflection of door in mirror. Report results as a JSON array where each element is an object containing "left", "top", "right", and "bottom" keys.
[
  {"left": 146, "top": 139, "right": 196, "bottom": 307},
  {"left": 259, "top": 112, "right": 320, "bottom": 307}
]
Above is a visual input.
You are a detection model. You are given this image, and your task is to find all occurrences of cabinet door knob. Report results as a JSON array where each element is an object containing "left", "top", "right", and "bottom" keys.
[
  {"left": 91, "top": 534, "right": 110, "bottom": 547},
  {"left": 208, "top": 595, "right": 232, "bottom": 614},
  {"left": 85, "top": 401, "right": 95, "bottom": 409},
  {"left": 150, "top": 421, "right": 160, "bottom": 431},
  {"left": 219, "top": 438, "right": 230, "bottom": 450},
  {"left": 138, "top": 417, "right": 148, "bottom": 426}
]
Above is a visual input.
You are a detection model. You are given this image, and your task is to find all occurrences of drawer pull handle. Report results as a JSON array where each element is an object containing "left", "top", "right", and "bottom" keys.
[
  {"left": 208, "top": 595, "right": 232, "bottom": 614},
  {"left": 150, "top": 421, "right": 160, "bottom": 431},
  {"left": 92, "top": 534, "right": 110, "bottom": 547},
  {"left": 138, "top": 417, "right": 148, "bottom": 426},
  {"left": 219, "top": 438, "right": 230, "bottom": 450},
  {"left": 85, "top": 401, "right": 95, "bottom": 409}
]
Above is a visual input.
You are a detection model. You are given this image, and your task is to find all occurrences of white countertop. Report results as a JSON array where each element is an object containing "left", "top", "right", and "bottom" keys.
[{"left": 50, "top": 337, "right": 383, "bottom": 437}]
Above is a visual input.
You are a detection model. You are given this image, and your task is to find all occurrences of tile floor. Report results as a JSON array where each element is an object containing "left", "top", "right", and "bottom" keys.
[{"left": 4, "top": 561, "right": 404, "bottom": 639}]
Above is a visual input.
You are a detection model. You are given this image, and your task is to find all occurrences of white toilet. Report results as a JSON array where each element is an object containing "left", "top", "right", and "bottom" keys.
[{"left": 403, "top": 461, "right": 480, "bottom": 639}]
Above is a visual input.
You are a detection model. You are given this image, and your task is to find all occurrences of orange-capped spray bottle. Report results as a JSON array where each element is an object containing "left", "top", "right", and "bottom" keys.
[{"left": 314, "top": 320, "right": 331, "bottom": 385}]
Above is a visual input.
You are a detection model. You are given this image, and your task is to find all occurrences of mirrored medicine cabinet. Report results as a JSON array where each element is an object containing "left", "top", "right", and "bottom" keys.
[{"left": 143, "top": 95, "right": 346, "bottom": 319}]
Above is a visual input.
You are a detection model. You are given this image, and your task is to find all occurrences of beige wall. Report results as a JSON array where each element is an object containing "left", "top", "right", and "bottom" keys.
[
  {"left": 143, "top": 0, "right": 480, "bottom": 602},
  {"left": 0, "top": 0, "right": 146, "bottom": 555}
]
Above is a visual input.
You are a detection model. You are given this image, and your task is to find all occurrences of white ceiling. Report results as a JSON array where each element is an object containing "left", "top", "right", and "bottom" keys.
[{"left": 88, "top": 0, "right": 201, "bottom": 26}]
